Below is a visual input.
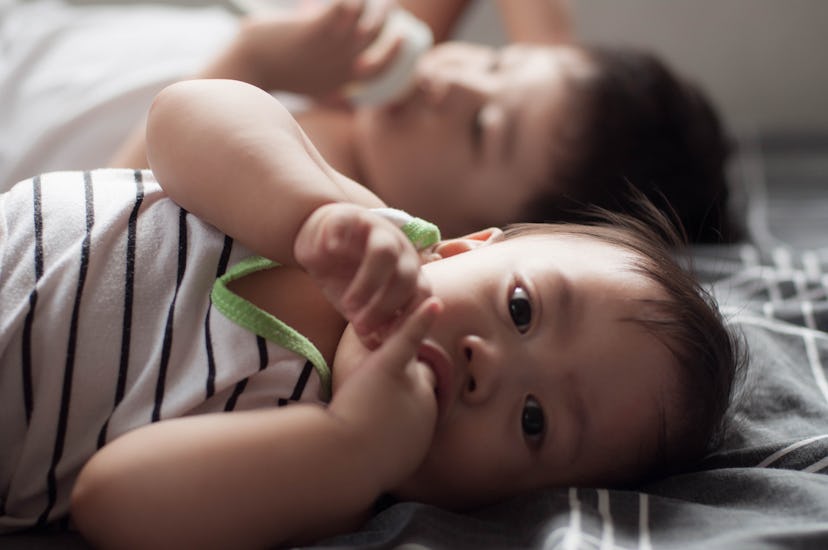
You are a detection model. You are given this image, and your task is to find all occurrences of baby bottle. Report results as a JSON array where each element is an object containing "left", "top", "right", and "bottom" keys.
[
  {"left": 342, "top": 5, "right": 433, "bottom": 106},
  {"left": 230, "top": 0, "right": 433, "bottom": 107}
]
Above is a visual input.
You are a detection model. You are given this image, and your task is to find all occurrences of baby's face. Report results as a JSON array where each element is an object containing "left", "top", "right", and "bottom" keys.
[
  {"left": 354, "top": 43, "right": 591, "bottom": 238},
  {"left": 336, "top": 232, "right": 680, "bottom": 509}
]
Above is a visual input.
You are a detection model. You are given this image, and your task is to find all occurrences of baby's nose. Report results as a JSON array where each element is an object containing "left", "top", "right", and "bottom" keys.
[{"left": 459, "top": 335, "right": 500, "bottom": 404}]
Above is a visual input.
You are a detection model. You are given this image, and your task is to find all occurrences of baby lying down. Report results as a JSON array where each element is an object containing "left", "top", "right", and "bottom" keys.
[{"left": 0, "top": 80, "right": 744, "bottom": 548}]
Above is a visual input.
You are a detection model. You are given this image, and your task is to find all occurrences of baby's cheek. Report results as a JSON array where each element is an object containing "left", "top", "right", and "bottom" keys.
[
  {"left": 406, "top": 432, "right": 520, "bottom": 509},
  {"left": 426, "top": 423, "right": 484, "bottom": 475}
]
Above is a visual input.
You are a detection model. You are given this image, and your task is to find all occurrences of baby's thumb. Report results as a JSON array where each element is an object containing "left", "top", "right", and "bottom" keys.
[{"left": 376, "top": 297, "right": 443, "bottom": 370}]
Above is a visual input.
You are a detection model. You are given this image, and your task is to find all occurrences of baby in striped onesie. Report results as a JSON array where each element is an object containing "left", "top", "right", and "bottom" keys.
[{"left": 0, "top": 79, "right": 744, "bottom": 548}]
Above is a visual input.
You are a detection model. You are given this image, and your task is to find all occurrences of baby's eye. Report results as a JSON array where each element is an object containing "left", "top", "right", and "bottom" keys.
[
  {"left": 509, "top": 286, "right": 532, "bottom": 333},
  {"left": 522, "top": 395, "right": 545, "bottom": 443}
]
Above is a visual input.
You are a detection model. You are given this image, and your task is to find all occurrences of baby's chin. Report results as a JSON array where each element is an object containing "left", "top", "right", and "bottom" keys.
[{"left": 390, "top": 473, "right": 515, "bottom": 512}]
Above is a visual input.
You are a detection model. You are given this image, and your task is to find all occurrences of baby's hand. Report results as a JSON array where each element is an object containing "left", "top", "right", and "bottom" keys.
[
  {"left": 236, "top": 0, "right": 401, "bottom": 99},
  {"left": 295, "top": 202, "right": 432, "bottom": 349},
  {"left": 329, "top": 297, "right": 443, "bottom": 488}
]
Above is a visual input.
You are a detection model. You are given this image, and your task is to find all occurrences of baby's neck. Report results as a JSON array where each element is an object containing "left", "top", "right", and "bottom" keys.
[{"left": 227, "top": 266, "right": 346, "bottom": 369}]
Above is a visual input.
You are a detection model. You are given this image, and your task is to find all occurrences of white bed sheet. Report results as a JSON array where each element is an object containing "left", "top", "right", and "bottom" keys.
[{"left": 0, "top": 0, "right": 238, "bottom": 190}]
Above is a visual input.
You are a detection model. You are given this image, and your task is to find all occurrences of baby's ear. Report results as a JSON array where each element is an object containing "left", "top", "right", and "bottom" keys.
[{"left": 429, "top": 227, "right": 504, "bottom": 260}]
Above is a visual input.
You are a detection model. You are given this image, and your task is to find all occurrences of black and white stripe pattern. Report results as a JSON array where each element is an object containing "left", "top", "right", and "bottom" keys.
[
  {"left": 205, "top": 235, "right": 235, "bottom": 399},
  {"left": 20, "top": 175, "right": 44, "bottom": 425},
  {"left": 152, "top": 207, "right": 189, "bottom": 423},
  {"left": 1, "top": 169, "right": 324, "bottom": 532},
  {"left": 37, "top": 171, "right": 95, "bottom": 527},
  {"left": 97, "top": 170, "right": 145, "bottom": 449}
]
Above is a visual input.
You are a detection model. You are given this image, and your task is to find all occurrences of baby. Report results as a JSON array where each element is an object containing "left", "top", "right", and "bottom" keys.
[{"left": 0, "top": 79, "right": 742, "bottom": 548}]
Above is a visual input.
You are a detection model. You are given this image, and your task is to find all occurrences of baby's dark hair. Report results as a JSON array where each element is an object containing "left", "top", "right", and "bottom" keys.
[
  {"left": 529, "top": 45, "right": 738, "bottom": 244},
  {"left": 502, "top": 194, "right": 746, "bottom": 484}
]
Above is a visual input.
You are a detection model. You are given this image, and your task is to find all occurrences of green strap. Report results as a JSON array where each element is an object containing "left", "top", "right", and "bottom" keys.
[
  {"left": 209, "top": 212, "right": 440, "bottom": 404},
  {"left": 370, "top": 208, "right": 441, "bottom": 250},
  {"left": 211, "top": 256, "right": 332, "bottom": 401},
  {"left": 400, "top": 217, "right": 441, "bottom": 250}
]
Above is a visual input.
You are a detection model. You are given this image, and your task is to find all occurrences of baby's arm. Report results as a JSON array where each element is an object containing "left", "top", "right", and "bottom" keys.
[
  {"left": 200, "top": 1, "right": 400, "bottom": 96},
  {"left": 71, "top": 298, "right": 442, "bottom": 549},
  {"left": 110, "top": 0, "right": 398, "bottom": 168},
  {"left": 73, "top": 79, "right": 442, "bottom": 546},
  {"left": 147, "top": 78, "right": 381, "bottom": 266},
  {"left": 150, "top": 77, "right": 428, "bottom": 346}
]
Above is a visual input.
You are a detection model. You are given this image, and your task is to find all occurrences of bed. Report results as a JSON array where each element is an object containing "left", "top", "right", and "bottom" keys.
[
  {"left": 3, "top": 0, "right": 828, "bottom": 547},
  {"left": 4, "top": 136, "right": 828, "bottom": 549}
]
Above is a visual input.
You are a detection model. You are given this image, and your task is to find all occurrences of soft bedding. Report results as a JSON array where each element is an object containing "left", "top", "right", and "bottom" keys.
[
  {"left": 0, "top": 0, "right": 239, "bottom": 190},
  {"left": 4, "top": 135, "right": 828, "bottom": 548}
]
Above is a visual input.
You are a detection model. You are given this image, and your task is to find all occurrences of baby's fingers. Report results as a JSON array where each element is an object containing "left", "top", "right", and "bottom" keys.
[
  {"left": 318, "top": 0, "right": 364, "bottom": 31},
  {"left": 352, "top": 271, "right": 431, "bottom": 350},
  {"left": 352, "top": 35, "right": 402, "bottom": 80},
  {"left": 374, "top": 297, "right": 443, "bottom": 374},
  {"left": 322, "top": 0, "right": 384, "bottom": 51},
  {"left": 345, "top": 237, "right": 422, "bottom": 332}
]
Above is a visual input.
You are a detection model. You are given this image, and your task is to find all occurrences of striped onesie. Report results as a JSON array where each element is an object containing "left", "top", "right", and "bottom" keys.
[{"left": 0, "top": 169, "right": 439, "bottom": 532}]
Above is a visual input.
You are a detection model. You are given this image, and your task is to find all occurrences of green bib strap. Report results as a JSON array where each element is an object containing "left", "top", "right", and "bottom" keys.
[
  {"left": 210, "top": 209, "right": 440, "bottom": 404},
  {"left": 211, "top": 256, "right": 332, "bottom": 401},
  {"left": 370, "top": 207, "right": 441, "bottom": 250}
]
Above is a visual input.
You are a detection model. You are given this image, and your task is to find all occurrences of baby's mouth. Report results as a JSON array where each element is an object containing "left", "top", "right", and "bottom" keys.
[
  {"left": 416, "top": 341, "right": 454, "bottom": 417},
  {"left": 415, "top": 353, "right": 439, "bottom": 397}
]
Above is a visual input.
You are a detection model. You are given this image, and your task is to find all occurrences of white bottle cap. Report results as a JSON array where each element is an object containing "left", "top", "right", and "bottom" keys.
[{"left": 343, "top": 8, "right": 433, "bottom": 107}]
